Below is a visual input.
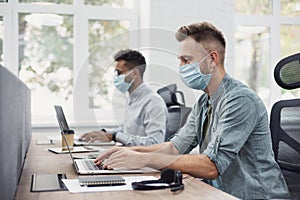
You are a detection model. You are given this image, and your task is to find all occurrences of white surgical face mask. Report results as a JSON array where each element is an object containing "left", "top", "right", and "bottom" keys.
[
  {"left": 178, "top": 54, "right": 212, "bottom": 91},
  {"left": 114, "top": 70, "right": 135, "bottom": 93}
]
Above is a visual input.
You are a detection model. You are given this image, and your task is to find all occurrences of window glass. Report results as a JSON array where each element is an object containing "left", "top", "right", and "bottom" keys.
[
  {"left": 87, "top": 20, "right": 130, "bottom": 110},
  {"left": 281, "top": 24, "right": 300, "bottom": 58},
  {"left": 0, "top": 17, "right": 3, "bottom": 65},
  {"left": 235, "top": 26, "right": 270, "bottom": 106},
  {"left": 19, "top": 0, "right": 72, "bottom": 4},
  {"left": 84, "top": 0, "right": 134, "bottom": 8},
  {"left": 235, "top": 0, "right": 272, "bottom": 15},
  {"left": 18, "top": 13, "right": 73, "bottom": 120},
  {"left": 281, "top": 0, "right": 300, "bottom": 17}
]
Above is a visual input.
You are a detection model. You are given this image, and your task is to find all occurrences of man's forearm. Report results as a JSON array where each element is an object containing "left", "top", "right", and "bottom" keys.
[
  {"left": 130, "top": 142, "right": 179, "bottom": 154},
  {"left": 143, "top": 152, "right": 218, "bottom": 179}
]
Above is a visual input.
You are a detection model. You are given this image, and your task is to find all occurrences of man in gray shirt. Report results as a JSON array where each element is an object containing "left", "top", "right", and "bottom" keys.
[
  {"left": 80, "top": 49, "right": 168, "bottom": 146},
  {"left": 94, "top": 22, "right": 290, "bottom": 199}
]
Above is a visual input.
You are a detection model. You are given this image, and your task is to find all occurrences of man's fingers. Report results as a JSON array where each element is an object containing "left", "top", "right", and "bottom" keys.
[
  {"left": 93, "top": 147, "right": 120, "bottom": 165},
  {"left": 106, "top": 150, "right": 124, "bottom": 161},
  {"left": 94, "top": 152, "right": 108, "bottom": 165},
  {"left": 88, "top": 137, "right": 95, "bottom": 143},
  {"left": 82, "top": 135, "right": 92, "bottom": 142},
  {"left": 78, "top": 133, "right": 88, "bottom": 139},
  {"left": 79, "top": 131, "right": 98, "bottom": 141},
  {"left": 104, "top": 157, "right": 124, "bottom": 169}
]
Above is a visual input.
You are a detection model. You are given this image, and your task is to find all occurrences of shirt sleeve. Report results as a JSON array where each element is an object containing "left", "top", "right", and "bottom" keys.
[
  {"left": 116, "top": 97, "right": 167, "bottom": 146},
  {"left": 105, "top": 126, "right": 123, "bottom": 135},
  {"left": 203, "top": 95, "right": 259, "bottom": 175}
]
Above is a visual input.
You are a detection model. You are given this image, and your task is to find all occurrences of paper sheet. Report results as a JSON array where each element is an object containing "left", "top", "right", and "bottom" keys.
[{"left": 62, "top": 176, "right": 156, "bottom": 193}]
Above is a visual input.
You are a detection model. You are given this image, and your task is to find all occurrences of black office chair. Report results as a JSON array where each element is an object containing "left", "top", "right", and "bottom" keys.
[
  {"left": 157, "top": 84, "right": 192, "bottom": 141},
  {"left": 270, "top": 52, "right": 300, "bottom": 200}
]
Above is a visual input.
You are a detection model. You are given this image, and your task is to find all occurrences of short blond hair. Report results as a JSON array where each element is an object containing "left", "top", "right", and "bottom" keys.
[{"left": 176, "top": 22, "right": 226, "bottom": 65}]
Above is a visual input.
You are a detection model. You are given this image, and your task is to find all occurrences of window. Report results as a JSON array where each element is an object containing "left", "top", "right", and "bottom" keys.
[
  {"left": 85, "top": 19, "right": 131, "bottom": 125},
  {"left": 19, "top": 0, "right": 73, "bottom": 4},
  {"left": 235, "top": 0, "right": 272, "bottom": 15},
  {"left": 1, "top": 1, "right": 138, "bottom": 126},
  {"left": 88, "top": 20, "right": 130, "bottom": 109},
  {"left": 280, "top": 24, "right": 300, "bottom": 57},
  {"left": 235, "top": 0, "right": 300, "bottom": 110},
  {"left": 281, "top": 0, "right": 300, "bottom": 17},
  {"left": 84, "top": 0, "right": 134, "bottom": 8},
  {"left": 18, "top": 13, "right": 74, "bottom": 118},
  {"left": 235, "top": 26, "right": 270, "bottom": 105}
]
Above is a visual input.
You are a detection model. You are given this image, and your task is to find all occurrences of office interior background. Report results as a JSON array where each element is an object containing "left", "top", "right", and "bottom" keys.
[{"left": 0, "top": 0, "right": 300, "bottom": 133}]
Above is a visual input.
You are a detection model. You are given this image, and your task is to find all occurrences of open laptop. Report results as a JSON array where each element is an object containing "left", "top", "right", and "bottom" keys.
[
  {"left": 54, "top": 105, "right": 115, "bottom": 146},
  {"left": 48, "top": 105, "right": 103, "bottom": 154},
  {"left": 55, "top": 105, "right": 145, "bottom": 174}
]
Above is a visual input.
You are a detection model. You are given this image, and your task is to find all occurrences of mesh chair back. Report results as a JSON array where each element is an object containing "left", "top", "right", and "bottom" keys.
[
  {"left": 271, "top": 52, "right": 300, "bottom": 199},
  {"left": 274, "top": 52, "right": 300, "bottom": 89},
  {"left": 157, "top": 84, "right": 191, "bottom": 141},
  {"left": 270, "top": 100, "right": 300, "bottom": 169},
  {"left": 157, "top": 84, "right": 179, "bottom": 107}
]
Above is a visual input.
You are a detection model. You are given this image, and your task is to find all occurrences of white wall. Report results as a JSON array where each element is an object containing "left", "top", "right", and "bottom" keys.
[{"left": 138, "top": 0, "right": 235, "bottom": 107}]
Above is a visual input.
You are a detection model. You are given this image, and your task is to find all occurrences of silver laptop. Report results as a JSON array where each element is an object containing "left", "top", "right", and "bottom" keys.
[
  {"left": 55, "top": 105, "right": 143, "bottom": 175},
  {"left": 61, "top": 126, "right": 144, "bottom": 175}
]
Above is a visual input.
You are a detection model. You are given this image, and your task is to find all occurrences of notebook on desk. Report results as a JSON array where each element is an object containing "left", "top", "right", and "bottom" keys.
[{"left": 48, "top": 146, "right": 100, "bottom": 154}]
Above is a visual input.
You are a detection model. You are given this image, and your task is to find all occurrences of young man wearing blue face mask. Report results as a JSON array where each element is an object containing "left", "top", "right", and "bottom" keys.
[
  {"left": 79, "top": 49, "right": 168, "bottom": 146},
  {"left": 93, "top": 22, "right": 290, "bottom": 199}
]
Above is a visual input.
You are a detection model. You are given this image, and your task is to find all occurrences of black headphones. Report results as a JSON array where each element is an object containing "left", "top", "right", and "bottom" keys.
[{"left": 132, "top": 169, "right": 184, "bottom": 192}]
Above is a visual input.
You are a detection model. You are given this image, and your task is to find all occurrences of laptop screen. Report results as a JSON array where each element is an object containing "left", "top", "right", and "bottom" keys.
[
  {"left": 54, "top": 105, "right": 70, "bottom": 132},
  {"left": 54, "top": 105, "right": 75, "bottom": 160}
]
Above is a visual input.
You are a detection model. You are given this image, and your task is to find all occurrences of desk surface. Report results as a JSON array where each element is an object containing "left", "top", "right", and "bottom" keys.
[{"left": 15, "top": 133, "right": 238, "bottom": 200}]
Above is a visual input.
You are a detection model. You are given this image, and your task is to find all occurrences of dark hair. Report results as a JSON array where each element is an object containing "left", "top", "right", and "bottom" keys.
[
  {"left": 114, "top": 49, "right": 146, "bottom": 78},
  {"left": 175, "top": 22, "right": 226, "bottom": 65}
]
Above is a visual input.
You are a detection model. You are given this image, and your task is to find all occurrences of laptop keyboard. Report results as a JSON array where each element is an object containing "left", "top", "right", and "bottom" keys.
[
  {"left": 82, "top": 160, "right": 103, "bottom": 170},
  {"left": 82, "top": 160, "right": 99, "bottom": 170}
]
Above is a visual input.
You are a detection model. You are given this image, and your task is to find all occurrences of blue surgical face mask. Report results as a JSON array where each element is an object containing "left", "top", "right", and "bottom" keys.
[
  {"left": 178, "top": 54, "right": 212, "bottom": 91},
  {"left": 114, "top": 70, "right": 135, "bottom": 93}
]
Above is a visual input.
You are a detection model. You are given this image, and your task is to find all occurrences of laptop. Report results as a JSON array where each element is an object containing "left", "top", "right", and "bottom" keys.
[
  {"left": 54, "top": 105, "right": 115, "bottom": 146},
  {"left": 60, "top": 120, "right": 144, "bottom": 175},
  {"left": 55, "top": 105, "right": 144, "bottom": 175},
  {"left": 49, "top": 106, "right": 102, "bottom": 154}
]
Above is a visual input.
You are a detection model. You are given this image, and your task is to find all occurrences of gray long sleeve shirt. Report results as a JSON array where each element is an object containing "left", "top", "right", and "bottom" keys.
[
  {"left": 108, "top": 83, "right": 168, "bottom": 146},
  {"left": 171, "top": 74, "right": 289, "bottom": 199}
]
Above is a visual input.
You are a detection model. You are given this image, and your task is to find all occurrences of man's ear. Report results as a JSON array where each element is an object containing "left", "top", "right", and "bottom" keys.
[
  {"left": 132, "top": 68, "right": 140, "bottom": 79},
  {"left": 210, "top": 51, "right": 218, "bottom": 67}
]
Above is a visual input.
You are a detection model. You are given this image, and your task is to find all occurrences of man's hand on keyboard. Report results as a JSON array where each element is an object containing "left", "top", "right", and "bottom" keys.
[
  {"left": 95, "top": 147, "right": 147, "bottom": 170},
  {"left": 79, "top": 130, "right": 112, "bottom": 142},
  {"left": 94, "top": 147, "right": 124, "bottom": 167}
]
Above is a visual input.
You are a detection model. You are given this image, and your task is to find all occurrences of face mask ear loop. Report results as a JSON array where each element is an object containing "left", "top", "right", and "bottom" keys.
[
  {"left": 197, "top": 52, "right": 212, "bottom": 75},
  {"left": 125, "top": 69, "right": 135, "bottom": 85}
]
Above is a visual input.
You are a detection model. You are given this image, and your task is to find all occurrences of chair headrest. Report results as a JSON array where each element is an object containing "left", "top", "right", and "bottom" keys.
[
  {"left": 157, "top": 84, "right": 179, "bottom": 107},
  {"left": 274, "top": 52, "right": 300, "bottom": 90}
]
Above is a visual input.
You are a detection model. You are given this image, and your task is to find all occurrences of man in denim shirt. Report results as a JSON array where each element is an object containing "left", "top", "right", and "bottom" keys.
[{"left": 94, "top": 22, "right": 290, "bottom": 199}]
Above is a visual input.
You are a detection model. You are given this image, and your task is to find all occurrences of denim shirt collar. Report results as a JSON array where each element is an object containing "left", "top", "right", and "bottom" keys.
[{"left": 210, "top": 74, "right": 230, "bottom": 106}]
